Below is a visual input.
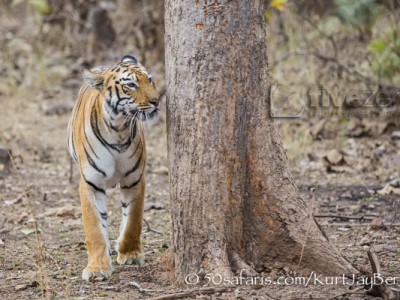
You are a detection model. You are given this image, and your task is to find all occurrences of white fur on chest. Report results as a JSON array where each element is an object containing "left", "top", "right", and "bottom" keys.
[{"left": 105, "top": 139, "right": 144, "bottom": 189}]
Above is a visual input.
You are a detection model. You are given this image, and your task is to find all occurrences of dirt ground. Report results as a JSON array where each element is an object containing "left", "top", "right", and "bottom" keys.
[{"left": 0, "top": 75, "right": 399, "bottom": 300}]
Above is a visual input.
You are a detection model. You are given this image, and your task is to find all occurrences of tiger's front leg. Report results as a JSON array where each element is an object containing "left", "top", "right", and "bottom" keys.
[
  {"left": 79, "top": 178, "right": 114, "bottom": 281},
  {"left": 116, "top": 176, "right": 145, "bottom": 265}
]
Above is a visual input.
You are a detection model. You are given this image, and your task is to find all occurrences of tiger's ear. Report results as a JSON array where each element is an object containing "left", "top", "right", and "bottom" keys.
[
  {"left": 121, "top": 55, "right": 137, "bottom": 64},
  {"left": 82, "top": 69, "right": 104, "bottom": 90}
]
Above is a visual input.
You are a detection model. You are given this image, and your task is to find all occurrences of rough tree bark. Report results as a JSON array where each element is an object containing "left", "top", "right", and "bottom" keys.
[{"left": 165, "top": 1, "right": 357, "bottom": 283}]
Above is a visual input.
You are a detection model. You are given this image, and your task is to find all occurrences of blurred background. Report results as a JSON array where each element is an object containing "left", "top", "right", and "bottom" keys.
[
  {"left": 0, "top": 0, "right": 399, "bottom": 299},
  {"left": 0, "top": 0, "right": 165, "bottom": 95}
]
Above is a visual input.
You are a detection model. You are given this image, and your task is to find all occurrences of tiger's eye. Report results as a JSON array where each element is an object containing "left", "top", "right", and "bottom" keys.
[{"left": 127, "top": 83, "right": 137, "bottom": 89}]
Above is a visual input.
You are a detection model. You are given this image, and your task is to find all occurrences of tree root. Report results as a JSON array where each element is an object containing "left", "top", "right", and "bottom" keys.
[{"left": 230, "top": 252, "right": 258, "bottom": 277}]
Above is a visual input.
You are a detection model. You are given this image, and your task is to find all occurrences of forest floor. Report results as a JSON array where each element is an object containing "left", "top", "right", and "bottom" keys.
[{"left": 0, "top": 81, "right": 399, "bottom": 300}]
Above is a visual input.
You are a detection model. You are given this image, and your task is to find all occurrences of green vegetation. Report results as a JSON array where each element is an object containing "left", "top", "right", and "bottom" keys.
[
  {"left": 369, "top": 30, "right": 400, "bottom": 81},
  {"left": 12, "top": 0, "right": 51, "bottom": 15},
  {"left": 335, "top": 0, "right": 385, "bottom": 35}
]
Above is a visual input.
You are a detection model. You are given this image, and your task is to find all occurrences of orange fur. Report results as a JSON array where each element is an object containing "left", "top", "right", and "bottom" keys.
[{"left": 67, "top": 58, "right": 159, "bottom": 281}]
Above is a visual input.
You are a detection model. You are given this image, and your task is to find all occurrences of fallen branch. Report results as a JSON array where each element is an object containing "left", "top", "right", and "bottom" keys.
[
  {"left": 368, "top": 248, "right": 381, "bottom": 274},
  {"left": 146, "top": 286, "right": 236, "bottom": 300},
  {"left": 329, "top": 286, "right": 365, "bottom": 300},
  {"left": 321, "top": 223, "right": 400, "bottom": 227},
  {"left": 128, "top": 280, "right": 158, "bottom": 293},
  {"left": 143, "top": 219, "right": 163, "bottom": 235},
  {"left": 390, "top": 199, "right": 399, "bottom": 226},
  {"left": 314, "top": 214, "right": 374, "bottom": 221},
  {"left": 366, "top": 248, "right": 395, "bottom": 300},
  {"left": 4, "top": 188, "right": 31, "bottom": 205}
]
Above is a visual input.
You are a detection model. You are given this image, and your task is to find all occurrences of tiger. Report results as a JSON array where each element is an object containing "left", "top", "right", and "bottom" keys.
[{"left": 67, "top": 55, "right": 160, "bottom": 281}]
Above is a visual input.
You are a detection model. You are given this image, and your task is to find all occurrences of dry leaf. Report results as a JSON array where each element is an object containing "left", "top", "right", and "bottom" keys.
[
  {"left": 325, "top": 149, "right": 343, "bottom": 165},
  {"left": 71, "top": 241, "right": 85, "bottom": 249},
  {"left": 0, "top": 147, "right": 12, "bottom": 174},
  {"left": 7, "top": 212, "right": 28, "bottom": 224},
  {"left": 306, "top": 161, "right": 325, "bottom": 171},
  {"left": 360, "top": 236, "right": 371, "bottom": 246},
  {"left": 144, "top": 202, "right": 165, "bottom": 211},
  {"left": 21, "top": 228, "right": 41, "bottom": 235},
  {"left": 14, "top": 281, "right": 38, "bottom": 291},
  {"left": 337, "top": 227, "right": 350, "bottom": 232},
  {"left": 376, "top": 179, "right": 400, "bottom": 195},
  {"left": 327, "top": 165, "right": 353, "bottom": 173},
  {"left": 346, "top": 119, "right": 373, "bottom": 137},
  {"left": 152, "top": 166, "right": 169, "bottom": 175},
  {"left": 4, "top": 196, "right": 24, "bottom": 206},
  {"left": 310, "top": 118, "right": 327, "bottom": 138},
  {"left": 37, "top": 205, "right": 80, "bottom": 219},
  {"left": 343, "top": 155, "right": 356, "bottom": 166},
  {"left": 391, "top": 131, "right": 400, "bottom": 140},
  {"left": 370, "top": 218, "right": 386, "bottom": 231},
  {"left": 55, "top": 204, "right": 80, "bottom": 218},
  {"left": 15, "top": 284, "right": 29, "bottom": 291}
]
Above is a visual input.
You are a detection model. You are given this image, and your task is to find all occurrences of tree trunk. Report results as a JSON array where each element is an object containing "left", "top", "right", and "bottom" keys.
[{"left": 164, "top": 1, "right": 357, "bottom": 283}]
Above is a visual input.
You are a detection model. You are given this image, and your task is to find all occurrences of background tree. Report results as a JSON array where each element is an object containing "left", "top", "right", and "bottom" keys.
[{"left": 164, "top": 0, "right": 357, "bottom": 282}]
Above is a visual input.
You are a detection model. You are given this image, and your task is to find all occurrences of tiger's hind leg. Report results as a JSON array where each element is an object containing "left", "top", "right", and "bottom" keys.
[
  {"left": 116, "top": 176, "right": 145, "bottom": 265},
  {"left": 79, "top": 178, "right": 114, "bottom": 281}
]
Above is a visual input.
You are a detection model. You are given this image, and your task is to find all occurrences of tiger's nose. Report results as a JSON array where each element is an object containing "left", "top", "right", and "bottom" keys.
[{"left": 149, "top": 97, "right": 160, "bottom": 107}]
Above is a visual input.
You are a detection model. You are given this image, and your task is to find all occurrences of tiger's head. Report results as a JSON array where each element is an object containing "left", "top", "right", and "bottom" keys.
[{"left": 82, "top": 55, "right": 160, "bottom": 122}]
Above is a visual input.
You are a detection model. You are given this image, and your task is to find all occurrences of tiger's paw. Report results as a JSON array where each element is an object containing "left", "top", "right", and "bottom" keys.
[
  {"left": 117, "top": 250, "right": 145, "bottom": 265},
  {"left": 82, "top": 265, "right": 115, "bottom": 281}
]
